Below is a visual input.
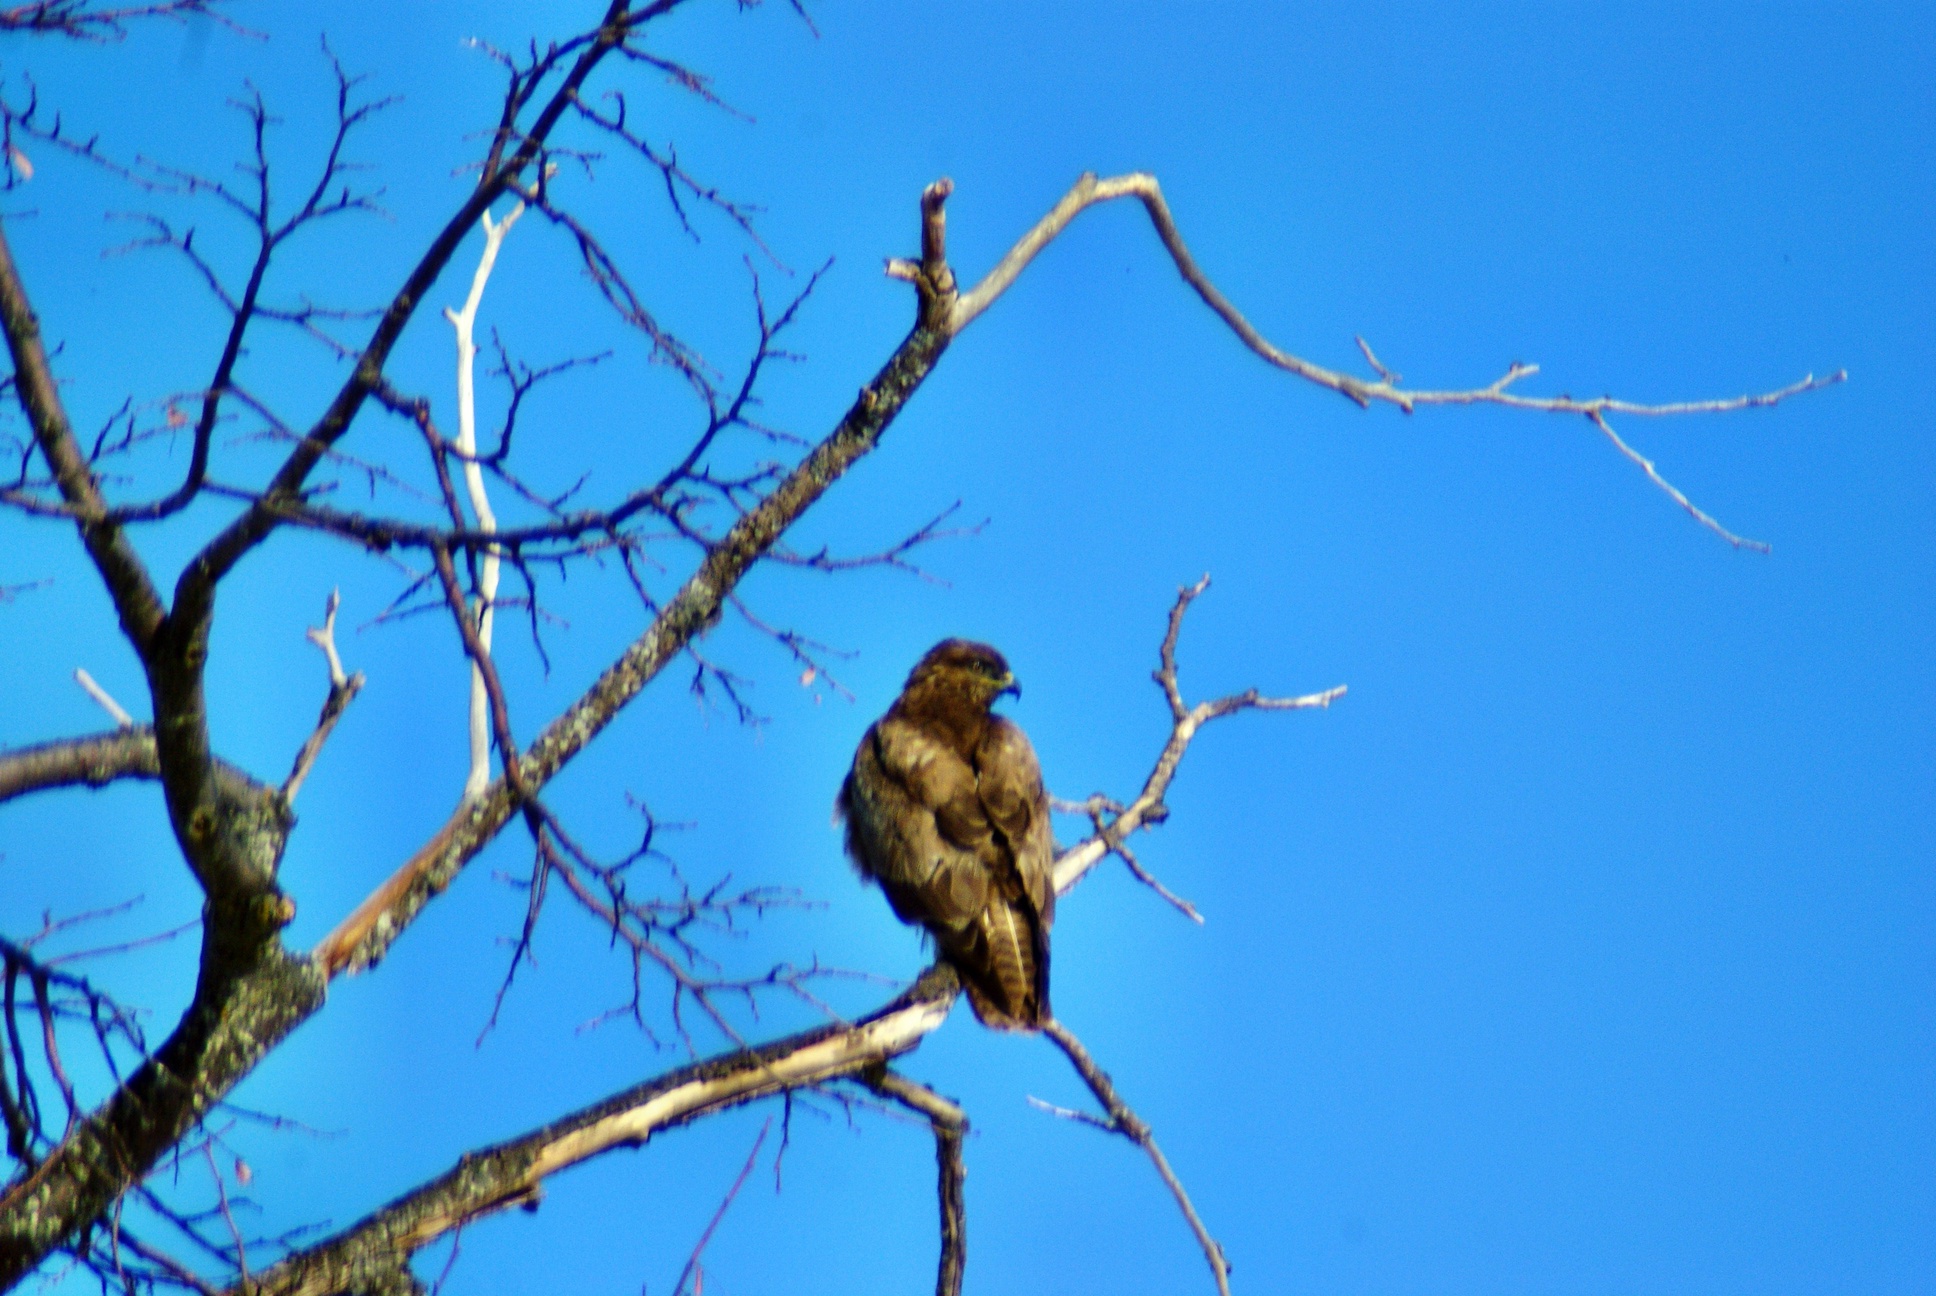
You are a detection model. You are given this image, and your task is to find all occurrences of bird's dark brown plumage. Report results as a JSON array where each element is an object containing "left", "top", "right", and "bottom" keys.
[{"left": 837, "top": 639, "right": 1056, "bottom": 1030}]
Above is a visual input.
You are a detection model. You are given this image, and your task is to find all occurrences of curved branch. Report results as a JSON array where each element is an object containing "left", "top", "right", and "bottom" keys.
[
  {"left": 866, "top": 1068, "right": 968, "bottom": 1296},
  {"left": 948, "top": 170, "right": 1841, "bottom": 549},
  {"left": 0, "top": 727, "right": 158, "bottom": 804}
]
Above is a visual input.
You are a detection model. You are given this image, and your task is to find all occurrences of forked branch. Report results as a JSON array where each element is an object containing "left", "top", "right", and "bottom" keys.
[
  {"left": 1054, "top": 574, "right": 1346, "bottom": 900},
  {"left": 866, "top": 1067, "right": 969, "bottom": 1296},
  {"left": 1041, "top": 1017, "right": 1231, "bottom": 1296},
  {"left": 280, "top": 590, "right": 364, "bottom": 806}
]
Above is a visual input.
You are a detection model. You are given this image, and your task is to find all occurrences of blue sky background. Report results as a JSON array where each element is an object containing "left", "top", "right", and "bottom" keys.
[{"left": 1, "top": 3, "right": 1931, "bottom": 1293}]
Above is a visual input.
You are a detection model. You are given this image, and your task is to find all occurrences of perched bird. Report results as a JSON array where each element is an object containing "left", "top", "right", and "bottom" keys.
[{"left": 838, "top": 639, "right": 1056, "bottom": 1030}]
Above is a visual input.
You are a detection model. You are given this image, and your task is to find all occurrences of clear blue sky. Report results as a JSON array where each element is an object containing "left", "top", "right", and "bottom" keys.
[{"left": 2, "top": 3, "right": 1930, "bottom": 1294}]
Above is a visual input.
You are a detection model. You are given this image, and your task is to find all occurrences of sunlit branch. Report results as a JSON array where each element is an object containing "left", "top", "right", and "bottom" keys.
[
  {"left": 443, "top": 201, "right": 525, "bottom": 803},
  {"left": 938, "top": 170, "right": 1840, "bottom": 549},
  {"left": 216, "top": 969, "right": 960, "bottom": 1296},
  {"left": 1053, "top": 574, "right": 1346, "bottom": 900}
]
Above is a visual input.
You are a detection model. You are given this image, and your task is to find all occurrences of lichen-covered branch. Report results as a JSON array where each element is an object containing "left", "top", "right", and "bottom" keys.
[{"left": 0, "top": 728, "right": 159, "bottom": 804}]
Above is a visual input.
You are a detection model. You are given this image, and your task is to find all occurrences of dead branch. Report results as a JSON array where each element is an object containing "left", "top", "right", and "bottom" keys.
[
  {"left": 1053, "top": 574, "right": 1346, "bottom": 899},
  {"left": 217, "top": 967, "right": 960, "bottom": 1296},
  {"left": 1041, "top": 1017, "right": 1231, "bottom": 1296},
  {"left": 866, "top": 1068, "right": 968, "bottom": 1296},
  {"left": 942, "top": 170, "right": 1840, "bottom": 550},
  {"left": 71, "top": 668, "right": 134, "bottom": 729},
  {"left": 280, "top": 591, "right": 364, "bottom": 807}
]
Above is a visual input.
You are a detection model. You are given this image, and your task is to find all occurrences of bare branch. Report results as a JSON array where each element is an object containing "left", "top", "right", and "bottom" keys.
[
  {"left": 668, "top": 1118, "right": 768, "bottom": 1296},
  {"left": 281, "top": 590, "right": 364, "bottom": 806},
  {"left": 0, "top": 727, "right": 158, "bottom": 803},
  {"left": 1041, "top": 1017, "right": 1231, "bottom": 1296},
  {"left": 313, "top": 178, "right": 966, "bottom": 980},
  {"left": 71, "top": 668, "right": 135, "bottom": 728},
  {"left": 943, "top": 170, "right": 1841, "bottom": 547},
  {"left": 866, "top": 1068, "right": 968, "bottom": 1296},
  {"left": 0, "top": 221, "right": 167, "bottom": 652},
  {"left": 1053, "top": 574, "right": 1346, "bottom": 899},
  {"left": 220, "top": 967, "right": 960, "bottom": 1296},
  {"left": 0, "top": 0, "right": 239, "bottom": 42},
  {"left": 443, "top": 202, "right": 523, "bottom": 803}
]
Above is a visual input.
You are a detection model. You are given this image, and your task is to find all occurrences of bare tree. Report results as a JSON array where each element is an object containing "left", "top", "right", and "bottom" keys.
[{"left": 0, "top": 5, "right": 1839, "bottom": 1295}]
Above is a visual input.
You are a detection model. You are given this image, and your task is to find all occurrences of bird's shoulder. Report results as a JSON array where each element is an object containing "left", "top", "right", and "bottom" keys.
[{"left": 863, "top": 710, "right": 977, "bottom": 808}]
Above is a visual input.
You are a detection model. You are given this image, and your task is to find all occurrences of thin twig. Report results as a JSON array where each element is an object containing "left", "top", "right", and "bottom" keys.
[
  {"left": 670, "top": 1117, "right": 769, "bottom": 1296},
  {"left": 1040, "top": 1017, "right": 1230, "bottom": 1296},
  {"left": 71, "top": 669, "right": 134, "bottom": 728},
  {"left": 282, "top": 590, "right": 364, "bottom": 805},
  {"left": 1052, "top": 575, "right": 1345, "bottom": 899}
]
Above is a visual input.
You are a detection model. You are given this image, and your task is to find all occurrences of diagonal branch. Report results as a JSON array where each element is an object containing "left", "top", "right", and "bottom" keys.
[
  {"left": 1041, "top": 1017, "right": 1230, "bottom": 1296},
  {"left": 313, "top": 176, "right": 966, "bottom": 979},
  {"left": 0, "top": 222, "right": 166, "bottom": 653},
  {"left": 280, "top": 591, "right": 364, "bottom": 806},
  {"left": 219, "top": 968, "right": 960, "bottom": 1296}
]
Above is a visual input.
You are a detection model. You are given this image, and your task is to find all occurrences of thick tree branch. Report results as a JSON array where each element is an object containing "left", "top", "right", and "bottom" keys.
[
  {"left": 221, "top": 968, "right": 960, "bottom": 1296},
  {"left": 0, "top": 24, "right": 702, "bottom": 1273},
  {"left": 0, "top": 897, "right": 319, "bottom": 1286},
  {"left": 314, "top": 176, "right": 965, "bottom": 978},
  {"left": 0, "top": 221, "right": 166, "bottom": 653},
  {"left": 0, "top": 728, "right": 158, "bottom": 804}
]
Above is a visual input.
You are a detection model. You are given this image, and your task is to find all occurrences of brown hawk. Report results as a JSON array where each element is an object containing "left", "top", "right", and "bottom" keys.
[{"left": 837, "top": 639, "right": 1056, "bottom": 1031}]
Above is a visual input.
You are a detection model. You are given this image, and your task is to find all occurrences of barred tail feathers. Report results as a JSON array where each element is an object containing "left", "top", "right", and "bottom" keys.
[{"left": 957, "top": 898, "right": 1043, "bottom": 1030}]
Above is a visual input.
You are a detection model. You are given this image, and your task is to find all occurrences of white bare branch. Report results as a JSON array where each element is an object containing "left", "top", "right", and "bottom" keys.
[{"left": 444, "top": 202, "right": 526, "bottom": 803}]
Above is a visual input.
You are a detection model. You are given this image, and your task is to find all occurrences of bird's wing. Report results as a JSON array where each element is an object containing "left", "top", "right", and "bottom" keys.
[
  {"left": 840, "top": 717, "right": 990, "bottom": 932},
  {"left": 976, "top": 716, "right": 1057, "bottom": 930},
  {"left": 966, "top": 716, "right": 1056, "bottom": 1026}
]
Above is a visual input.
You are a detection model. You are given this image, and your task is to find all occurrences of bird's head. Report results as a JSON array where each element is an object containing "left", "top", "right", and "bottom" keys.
[{"left": 906, "top": 638, "right": 1020, "bottom": 709}]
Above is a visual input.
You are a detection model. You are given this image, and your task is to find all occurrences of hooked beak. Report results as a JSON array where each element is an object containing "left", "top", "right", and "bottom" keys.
[{"left": 997, "top": 672, "right": 1021, "bottom": 700}]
